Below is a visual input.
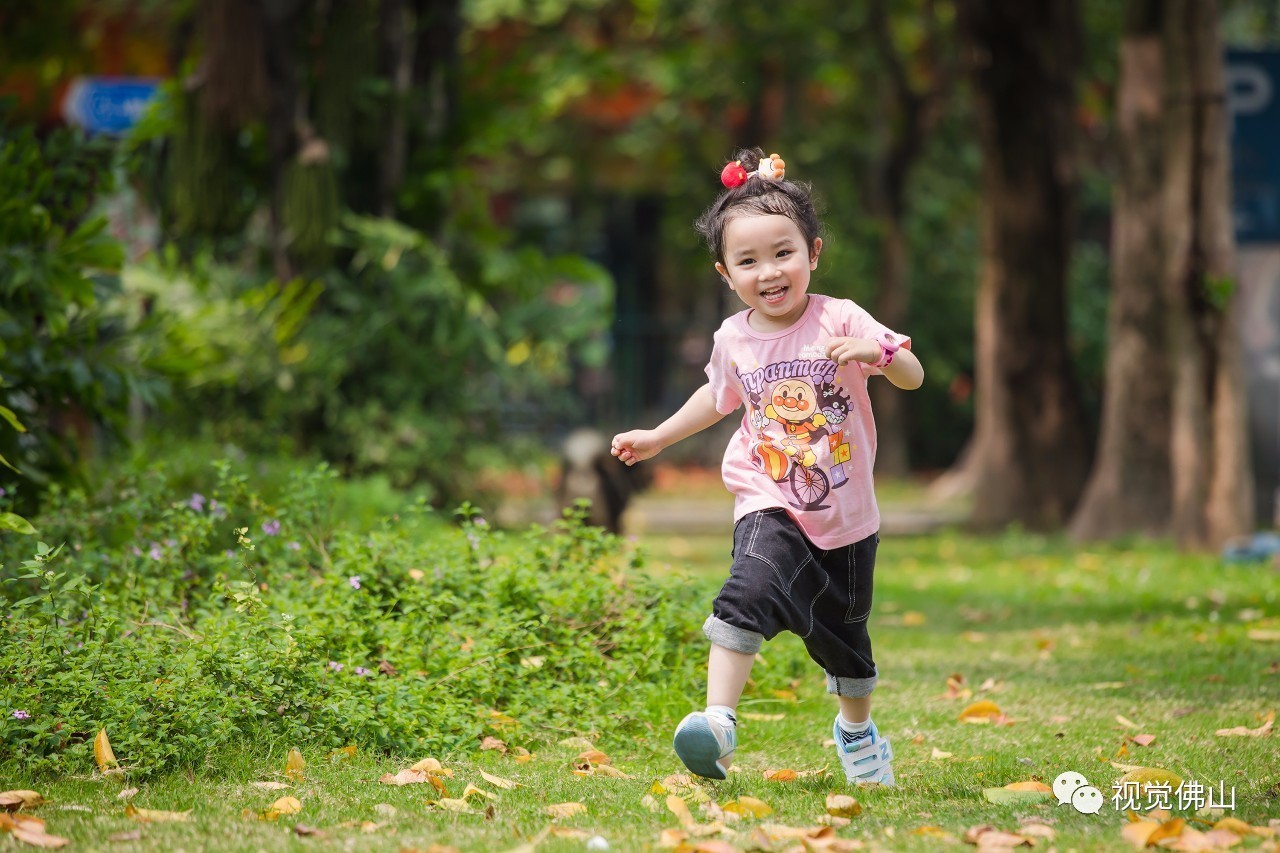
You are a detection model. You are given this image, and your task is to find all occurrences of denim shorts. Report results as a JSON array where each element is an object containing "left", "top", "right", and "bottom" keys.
[{"left": 702, "top": 508, "right": 879, "bottom": 697}]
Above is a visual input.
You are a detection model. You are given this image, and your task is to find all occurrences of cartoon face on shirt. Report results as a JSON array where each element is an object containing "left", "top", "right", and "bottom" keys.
[{"left": 771, "top": 379, "right": 818, "bottom": 423}]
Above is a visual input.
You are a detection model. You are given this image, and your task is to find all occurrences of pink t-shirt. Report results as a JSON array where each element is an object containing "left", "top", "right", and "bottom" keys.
[{"left": 704, "top": 293, "right": 910, "bottom": 550}]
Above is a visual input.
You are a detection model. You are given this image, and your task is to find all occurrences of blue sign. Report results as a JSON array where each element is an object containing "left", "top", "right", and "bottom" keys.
[
  {"left": 61, "top": 77, "right": 160, "bottom": 135},
  {"left": 1227, "top": 50, "right": 1280, "bottom": 243}
]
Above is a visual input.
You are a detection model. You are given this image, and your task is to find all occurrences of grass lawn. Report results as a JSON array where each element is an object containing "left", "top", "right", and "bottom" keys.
[{"left": 5, "top": 531, "right": 1279, "bottom": 851}]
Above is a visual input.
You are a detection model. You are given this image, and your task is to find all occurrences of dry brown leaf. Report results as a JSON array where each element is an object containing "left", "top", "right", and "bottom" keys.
[
  {"left": 106, "top": 830, "right": 141, "bottom": 843},
  {"left": 488, "top": 709, "right": 519, "bottom": 727},
  {"left": 410, "top": 757, "right": 444, "bottom": 773},
  {"left": 1215, "top": 719, "right": 1273, "bottom": 738},
  {"left": 1004, "top": 781, "right": 1052, "bottom": 793},
  {"left": 666, "top": 795, "right": 695, "bottom": 828},
  {"left": 1148, "top": 818, "right": 1187, "bottom": 846},
  {"left": 435, "top": 798, "right": 474, "bottom": 813},
  {"left": 0, "top": 792, "right": 44, "bottom": 812},
  {"left": 577, "top": 749, "right": 611, "bottom": 765},
  {"left": 249, "top": 781, "right": 290, "bottom": 791},
  {"left": 759, "top": 823, "right": 835, "bottom": 841},
  {"left": 461, "top": 784, "right": 496, "bottom": 801},
  {"left": 1247, "top": 629, "right": 1280, "bottom": 642},
  {"left": 9, "top": 824, "right": 70, "bottom": 849},
  {"left": 125, "top": 803, "right": 191, "bottom": 823},
  {"left": 931, "top": 747, "right": 955, "bottom": 759},
  {"left": 592, "top": 764, "right": 631, "bottom": 779},
  {"left": 117, "top": 787, "right": 139, "bottom": 800},
  {"left": 975, "top": 829, "right": 1032, "bottom": 850},
  {"left": 510, "top": 747, "right": 535, "bottom": 763},
  {"left": 959, "top": 700, "right": 1002, "bottom": 722},
  {"left": 1117, "top": 715, "right": 1141, "bottom": 729},
  {"left": 687, "top": 841, "right": 737, "bottom": 853},
  {"left": 723, "top": 796, "right": 773, "bottom": 818},
  {"left": 1019, "top": 823, "right": 1056, "bottom": 841},
  {"left": 293, "top": 823, "right": 325, "bottom": 837},
  {"left": 480, "top": 736, "right": 508, "bottom": 753},
  {"left": 285, "top": 747, "right": 305, "bottom": 782},
  {"left": 1213, "top": 817, "right": 1256, "bottom": 836},
  {"left": 94, "top": 729, "right": 119, "bottom": 773},
  {"left": 826, "top": 793, "right": 861, "bottom": 818},
  {"left": 912, "top": 825, "right": 953, "bottom": 838},
  {"left": 545, "top": 802, "right": 587, "bottom": 819},
  {"left": 658, "top": 828, "right": 688, "bottom": 848},
  {"left": 1193, "top": 828, "right": 1246, "bottom": 850},
  {"left": 964, "top": 825, "right": 1000, "bottom": 844},
  {"left": 1122, "top": 820, "right": 1161, "bottom": 848},
  {"left": 1117, "top": 767, "right": 1185, "bottom": 794},
  {"left": 380, "top": 769, "right": 430, "bottom": 786},
  {"left": 329, "top": 745, "right": 358, "bottom": 761},
  {"left": 0, "top": 814, "right": 44, "bottom": 832},
  {"left": 480, "top": 771, "right": 519, "bottom": 789},
  {"left": 763, "top": 769, "right": 798, "bottom": 782}
]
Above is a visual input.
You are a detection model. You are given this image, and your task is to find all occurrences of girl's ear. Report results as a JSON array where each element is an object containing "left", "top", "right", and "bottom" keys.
[
  {"left": 809, "top": 237, "right": 823, "bottom": 270},
  {"left": 714, "top": 261, "right": 734, "bottom": 288}
]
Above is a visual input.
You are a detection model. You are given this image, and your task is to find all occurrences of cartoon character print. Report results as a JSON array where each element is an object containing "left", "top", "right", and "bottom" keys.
[
  {"left": 818, "top": 381, "right": 851, "bottom": 426},
  {"left": 763, "top": 377, "right": 826, "bottom": 469}
]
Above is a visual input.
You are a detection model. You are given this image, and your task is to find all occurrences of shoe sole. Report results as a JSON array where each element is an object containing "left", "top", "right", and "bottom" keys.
[{"left": 673, "top": 716, "right": 728, "bottom": 780}]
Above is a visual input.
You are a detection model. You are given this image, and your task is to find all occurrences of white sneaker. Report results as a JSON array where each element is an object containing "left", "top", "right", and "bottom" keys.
[
  {"left": 833, "top": 716, "right": 894, "bottom": 786},
  {"left": 673, "top": 711, "right": 736, "bottom": 780}
]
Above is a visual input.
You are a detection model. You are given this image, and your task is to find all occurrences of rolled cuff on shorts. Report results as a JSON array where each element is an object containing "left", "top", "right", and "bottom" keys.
[
  {"left": 826, "top": 671, "right": 877, "bottom": 697},
  {"left": 703, "top": 615, "right": 764, "bottom": 655}
]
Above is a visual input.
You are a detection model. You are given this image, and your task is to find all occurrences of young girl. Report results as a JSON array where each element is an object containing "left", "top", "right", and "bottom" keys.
[{"left": 611, "top": 148, "right": 923, "bottom": 786}]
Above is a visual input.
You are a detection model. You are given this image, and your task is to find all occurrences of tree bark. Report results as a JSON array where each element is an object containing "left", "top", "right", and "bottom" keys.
[
  {"left": 262, "top": 0, "right": 308, "bottom": 283},
  {"left": 1069, "top": 0, "right": 1172, "bottom": 540},
  {"left": 377, "top": 0, "right": 416, "bottom": 218},
  {"left": 1164, "top": 0, "right": 1254, "bottom": 547},
  {"left": 956, "top": 0, "right": 1092, "bottom": 529}
]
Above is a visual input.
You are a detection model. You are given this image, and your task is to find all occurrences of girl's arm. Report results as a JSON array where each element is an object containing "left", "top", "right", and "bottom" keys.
[
  {"left": 825, "top": 338, "right": 924, "bottom": 390},
  {"left": 611, "top": 383, "right": 728, "bottom": 466}
]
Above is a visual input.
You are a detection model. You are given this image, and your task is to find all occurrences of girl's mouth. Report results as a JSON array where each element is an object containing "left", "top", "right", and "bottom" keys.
[{"left": 761, "top": 285, "right": 788, "bottom": 304}]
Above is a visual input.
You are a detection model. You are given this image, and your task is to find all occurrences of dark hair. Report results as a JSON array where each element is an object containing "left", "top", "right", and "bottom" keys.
[{"left": 694, "top": 147, "right": 822, "bottom": 265}]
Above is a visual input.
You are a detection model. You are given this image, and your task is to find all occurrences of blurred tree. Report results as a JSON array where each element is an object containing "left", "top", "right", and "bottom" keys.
[{"left": 955, "top": 0, "right": 1091, "bottom": 530}]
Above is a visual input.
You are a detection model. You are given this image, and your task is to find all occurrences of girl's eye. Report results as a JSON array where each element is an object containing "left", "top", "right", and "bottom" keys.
[{"left": 777, "top": 250, "right": 791, "bottom": 257}]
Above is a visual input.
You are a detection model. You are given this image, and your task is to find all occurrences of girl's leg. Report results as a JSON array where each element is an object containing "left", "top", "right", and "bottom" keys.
[
  {"left": 707, "top": 644, "right": 756, "bottom": 709},
  {"left": 837, "top": 695, "right": 871, "bottom": 726}
]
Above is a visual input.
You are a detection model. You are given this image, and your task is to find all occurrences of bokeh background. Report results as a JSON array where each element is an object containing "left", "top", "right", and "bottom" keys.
[{"left": 2, "top": 0, "right": 1275, "bottom": 550}]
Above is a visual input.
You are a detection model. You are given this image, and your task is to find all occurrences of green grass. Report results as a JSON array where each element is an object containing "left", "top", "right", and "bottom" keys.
[{"left": 7, "top": 531, "right": 1280, "bottom": 851}]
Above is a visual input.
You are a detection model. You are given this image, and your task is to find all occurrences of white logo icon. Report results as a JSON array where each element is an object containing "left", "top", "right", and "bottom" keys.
[
  {"left": 1072, "top": 785, "right": 1105, "bottom": 814},
  {"left": 1053, "top": 771, "right": 1089, "bottom": 807}
]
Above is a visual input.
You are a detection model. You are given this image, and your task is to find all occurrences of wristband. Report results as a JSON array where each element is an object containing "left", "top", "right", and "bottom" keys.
[{"left": 874, "top": 333, "right": 900, "bottom": 369}]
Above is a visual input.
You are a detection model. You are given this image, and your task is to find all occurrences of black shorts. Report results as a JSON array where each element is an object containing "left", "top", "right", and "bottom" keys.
[{"left": 702, "top": 508, "right": 879, "bottom": 697}]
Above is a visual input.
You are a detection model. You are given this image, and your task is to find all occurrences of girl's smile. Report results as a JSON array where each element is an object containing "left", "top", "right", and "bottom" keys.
[{"left": 715, "top": 214, "right": 822, "bottom": 333}]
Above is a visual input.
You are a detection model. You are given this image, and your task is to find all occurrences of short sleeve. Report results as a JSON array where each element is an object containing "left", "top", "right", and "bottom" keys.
[
  {"left": 837, "top": 299, "right": 911, "bottom": 377},
  {"left": 704, "top": 329, "right": 745, "bottom": 415}
]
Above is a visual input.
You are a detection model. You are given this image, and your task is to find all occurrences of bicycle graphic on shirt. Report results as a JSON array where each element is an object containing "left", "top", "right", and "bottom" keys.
[{"left": 751, "top": 436, "right": 830, "bottom": 509}]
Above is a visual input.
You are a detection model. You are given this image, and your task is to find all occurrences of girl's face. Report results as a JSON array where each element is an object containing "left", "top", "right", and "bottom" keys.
[{"left": 715, "top": 213, "right": 821, "bottom": 333}]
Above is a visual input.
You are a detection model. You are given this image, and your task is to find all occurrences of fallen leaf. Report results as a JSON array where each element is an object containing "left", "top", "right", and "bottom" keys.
[
  {"left": 739, "top": 712, "right": 786, "bottom": 722},
  {"left": 9, "top": 824, "right": 70, "bottom": 849},
  {"left": 577, "top": 749, "right": 611, "bottom": 765},
  {"left": 1020, "top": 823, "right": 1056, "bottom": 840},
  {"left": 826, "top": 793, "right": 861, "bottom": 817},
  {"left": 0, "top": 814, "right": 45, "bottom": 832},
  {"left": 558, "top": 737, "right": 595, "bottom": 750},
  {"left": 1132, "top": 734, "right": 1157, "bottom": 747},
  {"left": 762, "top": 769, "right": 798, "bottom": 781},
  {"left": 434, "top": 798, "right": 474, "bottom": 813},
  {"left": 902, "top": 610, "right": 927, "bottom": 626},
  {"left": 329, "top": 745, "right": 357, "bottom": 761},
  {"left": 658, "top": 828, "right": 688, "bottom": 848},
  {"left": 519, "top": 656, "right": 545, "bottom": 669},
  {"left": 723, "top": 796, "right": 773, "bottom": 818},
  {"left": 293, "top": 824, "right": 325, "bottom": 837},
  {"left": 373, "top": 804, "right": 398, "bottom": 818},
  {"left": 285, "top": 748, "right": 305, "bottom": 782},
  {"left": 547, "top": 826, "right": 590, "bottom": 839},
  {"left": 974, "top": 829, "right": 1032, "bottom": 849},
  {"left": 0, "top": 792, "right": 44, "bottom": 812},
  {"left": 546, "top": 802, "right": 586, "bottom": 819},
  {"left": 591, "top": 764, "right": 631, "bottom": 779},
  {"left": 931, "top": 748, "right": 954, "bottom": 760},
  {"left": 1247, "top": 629, "right": 1280, "bottom": 642},
  {"left": 116, "top": 788, "right": 139, "bottom": 800},
  {"left": 959, "top": 700, "right": 1002, "bottom": 722},
  {"left": 125, "top": 804, "right": 192, "bottom": 823},
  {"left": 1148, "top": 818, "right": 1186, "bottom": 846},
  {"left": 510, "top": 747, "right": 534, "bottom": 763},
  {"left": 983, "top": 786, "right": 1052, "bottom": 805},
  {"left": 666, "top": 795, "right": 695, "bottom": 828},
  {"left": 818, "top": 814, "right": 852, "bottom": 827},
  {"left": 1003, "top": 781, "right": 1052, "bottom": 793},
  {"left": 269, "top": 796, "right": 302, "bottom": 815},
  {"left": 380, "top": 769, "right": 430, "bottom": 786},
  {"left": 488, "top": 710, "right": 519, "bottom": 727},
  {"left": 410, "top": 758, "right": 454, "bottom": 777},
  {"left": 94, "top": 729, "right": 119, "bottom": 773},
  {"left": 249, "top": 781, "right": 290, "bottom": 790},
  {"left": 912, "top": 826, "right": 954, "bottom": 839},
  {"left": 461, "top": 784, "right": 496, "bottom": 801},
  {"left": 1122, "top": 820, "right": 1161, "bottom": 848},
  {"left": 480, "top": 771, "right": 518, "bottom": 790},
  {"left": 1215, "top": 719, "right": 1273, "bottom": 738},
  {"left": 107, "top": 830, "right": 142, "bottom": 842},
  {"left": 480, "top": 736, "right": 507, "bottom": 753},
  {"left": 1117, "top": 767, "right": 1185, "bottom": 795},
  {"left": 1117, "top": 715, "right": 1141, "bottom": 729}
]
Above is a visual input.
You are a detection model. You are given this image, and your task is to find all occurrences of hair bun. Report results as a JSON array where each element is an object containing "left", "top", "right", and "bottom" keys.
[{"left": 734, "top": 147, "right": 763, "bottom": 172}]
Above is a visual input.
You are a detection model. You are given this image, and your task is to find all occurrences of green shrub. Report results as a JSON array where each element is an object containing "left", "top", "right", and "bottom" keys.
[{"left": 0, "top": 460, "right": 704, "bottom": 776}]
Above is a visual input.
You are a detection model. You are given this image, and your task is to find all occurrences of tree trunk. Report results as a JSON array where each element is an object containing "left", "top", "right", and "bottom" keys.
[
  {"left": 377, "top": 0, "right": 416, "bottom": 218},
  {"left": 262, "top": 0, "right": 308, "bottom": 283},
  {"left": 1164, "top": 0, "right": 1254, "bottom": 548},
  {"left": 869, "top": 216, "right": 911, "bottom": 477},
  {"left": 956, "top": 0, "right": 1091, "bottom": 529},
  {"left": 1069, "top": 0, "right": 1172, "bottom": 540}
]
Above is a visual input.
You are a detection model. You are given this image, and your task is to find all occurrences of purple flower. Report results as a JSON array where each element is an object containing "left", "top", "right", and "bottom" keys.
[
  {"left": 262, "top": 519, "right": 281, "bottom": 536},
  {"left": 354, "top": 667, "right": 371, "bottom": 677},
  {"left": 349, "top": 576, "right": 362, "bottom": 590},
  {"left": 188, "top": 493, "right": 206, "bottom": 512},
  {"left": 0, "top": 487, "right": 7, "bottom": 498},
  {"left": 131, "top": 546, "right": 142, "bottom": 557},
  {"left": 225, "top": 549, "right": 236, "bottom": 559},
  {"left": 210, "top": 499, "right": 226, "bottom": 519},
  {"left": 328, "top": 661, "right": 344, "bottom": 672},
  {"left": 287, "top": 541, "right": 301, "bottom": 551},
  {"left": 11, "top": 710, "right": 30, "bottom": 720},
  {"left": 148, "top": 544, "right": 163, "bottom": 561}
]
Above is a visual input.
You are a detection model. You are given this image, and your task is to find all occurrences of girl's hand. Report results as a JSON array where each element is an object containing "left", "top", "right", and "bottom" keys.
[
  {"left": 611, "top": 430, "right": 665, "bottom": 466},
  {"left": 825, "top": 337, "right": 880, "bottom": 366}
]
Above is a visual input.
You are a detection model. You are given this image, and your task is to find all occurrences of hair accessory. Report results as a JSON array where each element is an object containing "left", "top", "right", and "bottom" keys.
[
  {"left": 756, "top": 152, "right": 786, "bottom": 181},
  {"left": 721, "top": 160, "right": 748, "bottom": 189},
  {"left": 874, "top": 332, "right": 900, "bottom": 369}
]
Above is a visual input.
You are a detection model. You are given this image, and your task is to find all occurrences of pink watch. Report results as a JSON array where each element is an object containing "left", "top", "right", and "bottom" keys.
[{"left": 874, "top": 333, "right": 899, "bottom": 369}]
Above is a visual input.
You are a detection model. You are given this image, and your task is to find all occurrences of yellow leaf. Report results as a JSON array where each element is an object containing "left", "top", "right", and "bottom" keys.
[
  {"left": 666, "top": 795, "right": 695, "bottom": 828},
  {"left": 1215, "top": 719, "right": 1273, "bottom": 738},
  {"left": 592, "top": 764, "right": 630, "bottom": 779},
  {"left": 739, "top": 712, "right": 785, "bottom": 722},
  {"left": 461, "top": 784, "right": 496, "bottom": 801},
  {"left": 825, "top": 793, "right": 861, "bottom": 817},
  {"left": 577, "top": 750, "right": 611, "bottom": 765},
  {"left": 723, "top": 796, "right": 773, "bottom": 818},
  {"left": 249, "top": 781, "right": 290, "bottom": 791},
  {"left": 1116, "top": 715, "right": 1140, "bottom": 729},
  {"left": 9, "top": 823, "right": 70, "bottom": 849},
  {"left": 1004, "top": 781, "right": 1052, "bottom": 793},
  {"left": 0, "top": 791, "right": 44, "bottom": 811},
  {"left": 329, "top": 745, "right": 357, "bottom": 761},
  {"left": 379, "top": 769, "right": 430, "bottom": 786},
  {"left": 285, "top": 748, "right": 305, "bottom": 782},
  {"left": 270, "top": 796, "right": 302, "bottom": 815},
  {"left": 410, "top": 758, "right": 454, "bottom": 776},
  {"left": 558, "top": 736, "right": 595, "bottom": 750},
  {"left": 931, "top": 748, "right": 954, "bottom": 759},
  {"left": 1213, "top": 817, "right": 1256, "bottom": 836},
  {"left": 902, "top": 611, "right": 927, "bottom": 626},
  {"left": 435, "top": 798, "right": 474, "bottom": 812},
  {"left": 762, "top": 769, "right": 798, "bottom": 781},
  {"left": 510, "top": 747, "right": 534, "bottom": 763},
  {"left": 1117, "top": 767, "right": 1185, "bottom": 795},
  {"left": 658, "top": 828, "right": 688, "bottom": 848},
  {"left": 125, "top": 803, "right": 192, "bottom": 823},
  {"left": 94, "top": 729, "right": 118, "bottom": 772},
  {"left": 488, "top": 710, "right": 519, "bottom": 727},
  {"left": 480, "top": 771, "right": 518, "bottom": 789},
  {"left": 959, "top": 700, "right": 1002, "bottom": 722},
  {"left": 1147, "top": 818, "right": 1186, "bottom": 845},
  {"left": 545, "top": 802, "right": 587, "bottom": 819}
]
